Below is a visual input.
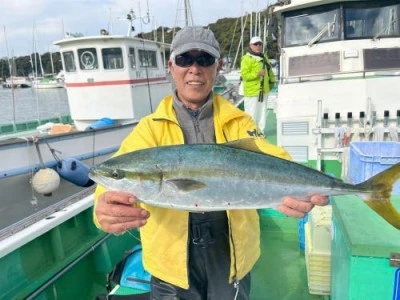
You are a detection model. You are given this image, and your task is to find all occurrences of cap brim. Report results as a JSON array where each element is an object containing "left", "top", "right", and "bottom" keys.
[{"left": 173, "top": 42, "right": 220, "bottom": 58}]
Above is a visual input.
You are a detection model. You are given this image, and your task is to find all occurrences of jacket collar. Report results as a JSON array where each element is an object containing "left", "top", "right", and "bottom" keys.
[{"left": 151, "top": 92, "right": 246, "bottom": 127}]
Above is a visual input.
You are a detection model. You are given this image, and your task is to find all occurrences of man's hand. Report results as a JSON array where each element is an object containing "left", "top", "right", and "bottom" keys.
[
  {"left": 277, "top": 195, "right": 329, "bottom": 218},
  {"left": 95, "top": 191, "right": 150, "bottom": 234}
]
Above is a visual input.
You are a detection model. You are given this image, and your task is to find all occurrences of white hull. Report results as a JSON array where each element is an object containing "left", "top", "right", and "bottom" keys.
[{"left": 33, "top": 82, "right": 64, "bottom": 89}]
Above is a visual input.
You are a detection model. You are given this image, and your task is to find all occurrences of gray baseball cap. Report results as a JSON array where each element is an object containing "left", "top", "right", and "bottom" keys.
[{"left": 171, "top": 26, "right": 220, "bottom": 58}]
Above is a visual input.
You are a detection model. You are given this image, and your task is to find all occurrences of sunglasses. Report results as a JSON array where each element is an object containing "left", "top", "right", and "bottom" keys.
[
  {"left": 252, "top": 42, "right": 262, "bottom": 46},
  {"left": 174, "top": 52, "right": 216, "bottom": 68}
]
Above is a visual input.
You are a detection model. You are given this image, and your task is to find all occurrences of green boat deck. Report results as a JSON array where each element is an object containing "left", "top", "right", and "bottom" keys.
[
  {"left": 253, "top": 211, "right": 328, "bottom": 300},
  {"left": 2, "top": 197, "right": 399, "bottom": 299},
  {"left": 109, "top": 210, "right": 328, "bottom": 300}
]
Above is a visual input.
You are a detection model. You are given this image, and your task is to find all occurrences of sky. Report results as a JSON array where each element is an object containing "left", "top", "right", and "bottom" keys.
[{"left": 0, "top": 0, "right": 274, "bottom": 57}]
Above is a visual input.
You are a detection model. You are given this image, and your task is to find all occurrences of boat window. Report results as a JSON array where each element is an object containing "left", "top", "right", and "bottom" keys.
[
  {"left": 283, "top": 5, "right": 340, "bottom": 47},
  {"left": 138, "top": 49, "right": 158, "bottom": 68},
  {"left": 129, "top": 48, "right": 136, "bottom": 69},
  {"left": 62, "top": 51, "right": 76, "bottom": 72},
  {"left": 102, "top": 48, "right": 124, "bottom": 69},
  {"left": 344, "top": 3, "right": 400, "bottom": 39},
  {"left": 78, "top": 48, "right": 98, "bottom": 70}
]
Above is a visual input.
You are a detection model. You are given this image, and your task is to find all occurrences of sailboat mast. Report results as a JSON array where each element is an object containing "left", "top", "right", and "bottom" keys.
[
  {"left": 49, "top": 47, "right": 55, "bottom": 74},
  {"left": 184, "top": 0, "right": 193, "bottom": 27},
  {"left": 3, "top": 26, "right": 16, "bottom": 126}
]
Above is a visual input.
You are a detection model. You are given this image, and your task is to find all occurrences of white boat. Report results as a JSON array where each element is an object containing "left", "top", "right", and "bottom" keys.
[
  {"left": 33, "top": 75, "right": 65, "bottom": 89},
  {"left": 271, "top": 1, "right": 400, "bottom": 298},
  {"left": 2, "top": 76, "right": 32, "bottom": 88},
  {"left": 273, "top": 0, "right": 400, "bottom": 173}
]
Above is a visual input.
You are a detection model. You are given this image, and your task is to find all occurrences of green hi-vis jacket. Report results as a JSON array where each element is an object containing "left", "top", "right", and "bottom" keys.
[
  {"left": 240, "top": 52, "right": 276, "bottom": 97},
  {"left": 94, "top": 93, "right": 291, "bottom": 289}
]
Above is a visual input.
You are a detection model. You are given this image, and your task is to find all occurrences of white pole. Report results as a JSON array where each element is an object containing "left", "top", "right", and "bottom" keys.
[{"left": 49, "top": 46, "right": 55, "bottom": 74}]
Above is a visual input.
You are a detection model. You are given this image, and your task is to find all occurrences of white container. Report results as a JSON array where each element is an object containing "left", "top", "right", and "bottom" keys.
[
  {"left": 307, "top": 205, "right": 332, "bottom": 254},
  {"left": 305, "top": 222, "right": 331, "bottom": 295}
]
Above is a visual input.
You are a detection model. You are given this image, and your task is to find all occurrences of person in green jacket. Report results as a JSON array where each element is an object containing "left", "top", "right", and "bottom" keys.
[
  {"left": 240, "top": 36, "right": 276, "bottom": 133},
  {"left": 94, "top": 26, "right": 328, "bottom": 299}
]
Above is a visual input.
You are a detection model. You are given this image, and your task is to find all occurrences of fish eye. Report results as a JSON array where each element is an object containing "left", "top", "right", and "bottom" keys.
[{"left": 110, "top": 169, "right": 124, "bottom": 180}]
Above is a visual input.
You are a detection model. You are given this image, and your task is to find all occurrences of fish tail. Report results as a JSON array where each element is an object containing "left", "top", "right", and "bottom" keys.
[
  {"left": 355, "top": 162, "right": 400, "bottom": 229},
  {"left": 365, "top": 201, "right": 400, "bottom": 229}
]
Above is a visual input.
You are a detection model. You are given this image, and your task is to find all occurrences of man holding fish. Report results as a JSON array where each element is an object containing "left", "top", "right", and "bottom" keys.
[{"left": 93, "top": 26, "right": 328, "bottom": 299}]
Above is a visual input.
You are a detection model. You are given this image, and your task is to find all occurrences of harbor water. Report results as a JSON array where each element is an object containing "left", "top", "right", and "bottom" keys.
[{"left": 0, "top": 87, "right": 70, "bottom": 125}]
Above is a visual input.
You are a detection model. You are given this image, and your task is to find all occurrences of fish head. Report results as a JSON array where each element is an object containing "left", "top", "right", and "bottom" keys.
[
  {"left": 89, "top": 164, "right": 131, "bottom": 192},
  {"left": 89, "top": 159, "right": 163, "bottom": 197}
]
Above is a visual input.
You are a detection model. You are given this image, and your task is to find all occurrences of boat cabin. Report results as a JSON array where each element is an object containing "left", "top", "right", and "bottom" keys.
[
  {"left": 273, "top": 0, "right": 400, "bottom": 173},
  {"left": 54, "top": 36, "right": 172, "bottom": 130}
]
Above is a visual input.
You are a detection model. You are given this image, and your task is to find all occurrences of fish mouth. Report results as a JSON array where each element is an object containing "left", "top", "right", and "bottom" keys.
[{"left": 88, "top": 167, "right": 102, "bottom": 182}]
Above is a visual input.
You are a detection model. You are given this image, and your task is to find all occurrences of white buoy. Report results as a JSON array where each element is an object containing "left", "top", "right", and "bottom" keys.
[{"left": 32, "top": 168, "right": 61, "bottom": 195}]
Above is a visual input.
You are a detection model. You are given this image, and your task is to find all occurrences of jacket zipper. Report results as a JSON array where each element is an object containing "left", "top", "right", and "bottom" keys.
[{"left": 227, "top": 212, "right": 237, "bottom": 283}]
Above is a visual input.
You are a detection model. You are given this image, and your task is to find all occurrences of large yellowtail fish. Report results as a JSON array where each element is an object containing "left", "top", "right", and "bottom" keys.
[{"left": 89, "top": 138, "right": 400, "bottom": 229}]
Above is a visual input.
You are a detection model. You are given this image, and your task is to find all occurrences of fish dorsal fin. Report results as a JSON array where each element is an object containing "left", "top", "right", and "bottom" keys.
[
  {"left": 166, "top": 179, "right": 206, "bottom": 192},
  {"left": 223, "top": 138, "right": 264, "bottom": 154}
]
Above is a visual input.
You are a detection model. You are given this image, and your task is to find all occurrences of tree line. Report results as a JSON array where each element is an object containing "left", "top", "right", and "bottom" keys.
[
  {"left": 0, "top": 52, "right": 63, "bottom": 79},
  {"left": 1, "top": 9, "right": 279, "bottom": 79}
]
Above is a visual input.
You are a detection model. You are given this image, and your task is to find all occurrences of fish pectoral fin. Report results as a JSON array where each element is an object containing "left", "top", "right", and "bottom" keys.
[
  {"left": 166, "top": 179, "right": 206, "bottom": 192},
  {"left": 366, "top": 200, "right": 400, "bottom": 230}
]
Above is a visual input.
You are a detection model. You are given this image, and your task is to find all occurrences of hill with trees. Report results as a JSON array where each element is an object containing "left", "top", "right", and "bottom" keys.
[{"left": 0, "top": 8, "right": 279, "bottom": 79}]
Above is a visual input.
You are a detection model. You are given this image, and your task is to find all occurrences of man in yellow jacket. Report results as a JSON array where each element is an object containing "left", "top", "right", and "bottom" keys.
[
  {"left": 94, "top": 26, "right": 327, "bottom": 299},
  {"left": 240, "top": 36, "right": 276, "bottom": 133}
]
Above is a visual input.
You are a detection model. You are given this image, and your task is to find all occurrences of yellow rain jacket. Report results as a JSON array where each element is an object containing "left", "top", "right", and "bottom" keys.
[
  {"left": 94, "top": 93, "right": 291, "bottom": 289},
  {"left": 241, "top": 52, "right": 276, "bottom": 97}
]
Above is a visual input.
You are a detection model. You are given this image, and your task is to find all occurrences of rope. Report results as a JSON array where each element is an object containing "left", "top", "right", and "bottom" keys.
[
  {"left": 44, "top": 140, "right": 62, "bottom": 163},
  {"left": 17, "top": 136, "right": 38, "bottom": 206},
  {"left": 33, "top": 137, "right": 46, "bottom": 169},
  {"left": 91, "top": 130, "right": 96, "bottom": 166},
  {"left": 140, "top": 38, "right": 154, "bottom": 113},
  {"left": 126, "top": 229, "right": 142, "bottom": 243}
]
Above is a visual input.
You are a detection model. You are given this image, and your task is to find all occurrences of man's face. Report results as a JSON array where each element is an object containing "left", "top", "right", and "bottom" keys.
[
  {"left": 250, "top": 42, "right": 262, "bottom": 54},
  {"left": 168, "top": 50, "right": 221, "bottom": 110}
]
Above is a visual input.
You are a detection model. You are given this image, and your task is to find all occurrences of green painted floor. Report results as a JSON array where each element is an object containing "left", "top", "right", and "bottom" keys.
[
  {"left": 264, "top": 109, "right": 277, "bottom": 145},
  {"left": 251, "top": 212, "right": 330, "bottom": 300}
]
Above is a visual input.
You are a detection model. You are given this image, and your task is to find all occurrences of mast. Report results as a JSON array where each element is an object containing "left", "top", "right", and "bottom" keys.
[
  {"left": 3, "top": 26, "right": 16, "bottom": 127},
  {"left": 174, "top": 0, "right": 193, "bottom": 30},
  {"left": 184, "top": 0, "right": 193, "bottom": 27},
  {"left": 49, "top": 47, "right": 55, "bottom": 75}
]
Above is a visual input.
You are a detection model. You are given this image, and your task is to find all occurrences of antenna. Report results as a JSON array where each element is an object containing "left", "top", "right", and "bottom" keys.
[{"left": 118, "top": 1, "right": 151, "bottom": 37}]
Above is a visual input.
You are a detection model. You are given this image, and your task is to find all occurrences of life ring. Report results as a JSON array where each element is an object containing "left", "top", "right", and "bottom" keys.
[{"left": 80, "top": 51, "right": 95, "bottom": 69}]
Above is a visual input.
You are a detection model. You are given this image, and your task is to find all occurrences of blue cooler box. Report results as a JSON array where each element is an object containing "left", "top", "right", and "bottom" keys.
[{"left": 349, "top": 141, "right": 400, "bottom": 195}]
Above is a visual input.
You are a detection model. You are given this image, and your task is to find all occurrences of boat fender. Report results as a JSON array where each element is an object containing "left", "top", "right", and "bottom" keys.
[
  {"left": 57, "top": 158, "right": 94, "bottom": 187},
  {"left": 32, "top": 168, "right": 61, "bottom": 196},
  {"left": 85, "top": 117, "right": 115, "bottom": 130}
]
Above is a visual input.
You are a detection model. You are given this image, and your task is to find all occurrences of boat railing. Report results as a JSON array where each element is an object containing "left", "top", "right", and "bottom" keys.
[
  {"left": 281, "top": 69, "right": 400, "bottom": 84},
  {"left": 0, "top": 186, "right": 95, "bottom": 256},
  {"left": 0, "top": 115, "right": 73, "bottom": 137}
]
